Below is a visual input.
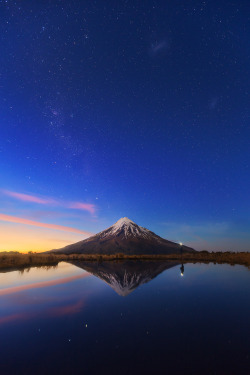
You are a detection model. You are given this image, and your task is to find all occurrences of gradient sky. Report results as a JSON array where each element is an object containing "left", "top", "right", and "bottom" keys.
[{"left": 0, "top": 0, "right": 249, "bottom": 252}]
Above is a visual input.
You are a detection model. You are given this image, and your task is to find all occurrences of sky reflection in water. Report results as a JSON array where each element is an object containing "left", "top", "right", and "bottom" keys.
[{"left": 0, "top": 262, "right": 249, "bottom": 375}]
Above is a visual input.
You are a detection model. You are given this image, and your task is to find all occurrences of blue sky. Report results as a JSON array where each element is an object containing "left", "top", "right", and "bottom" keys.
[{"left": 0, "top": 0, "right": 249, "bottom": 251}]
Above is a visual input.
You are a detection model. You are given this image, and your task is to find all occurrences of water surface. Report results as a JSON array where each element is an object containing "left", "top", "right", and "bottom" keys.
[{"left": 0, "top": 261, "right": 249, "bottom": 375}]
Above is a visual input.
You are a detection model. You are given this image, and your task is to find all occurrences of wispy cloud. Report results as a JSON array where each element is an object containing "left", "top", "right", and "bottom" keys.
[
  {"left": 49, "top": 299, "right": 85, "bottom": 317},
  {"left": 68, "top": 202, "right": 95, "bottom": 214},
  {"left": 162, "top": 221, "right": 229, "bottom": 236},
  {"left": 0, "top": 213, "right": 93, "bottom": 236},
  {"left": 2, "top": 190, "right": 96, "bottom": 215},
  {"left": 0, "top": 313, "right": 28, "bottom": 325},
  {"left": 149, "top": 39, "right": 170, "bottom": 57},
  {"left": 209, "top": 96, "right": 220, "bottom": 110},
  {"left": 0, "top": 273, "right": 90, "bottom": 296},
  {"left": 0, "top": 299, "right": 87, "bottom": 324},
  {"left": 3, "top": 191, "right": 54, "bottom": 204},
  {"left": 159, "top": 221, "right": 234, "bottom": 251}
]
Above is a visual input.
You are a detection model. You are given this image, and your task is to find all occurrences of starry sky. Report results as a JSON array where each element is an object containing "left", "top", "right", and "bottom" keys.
[{"left": 0, "top": 0, "right": 249, "bottom": 252}]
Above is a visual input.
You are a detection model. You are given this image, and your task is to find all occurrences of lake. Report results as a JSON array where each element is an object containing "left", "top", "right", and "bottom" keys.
[{"left": 0, "top": 261, "right": 249, "bottom": 375}]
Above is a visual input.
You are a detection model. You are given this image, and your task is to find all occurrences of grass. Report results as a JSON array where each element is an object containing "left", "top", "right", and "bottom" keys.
[{"left": 0, "top": 251, "right": 249, "bottom": 271}]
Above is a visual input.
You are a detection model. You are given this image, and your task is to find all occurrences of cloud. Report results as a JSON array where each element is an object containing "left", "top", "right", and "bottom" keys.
[
  {"left": 159, "top": 221, "right": 250, "bottom": 251},
  {"left": 0, "top": 313, "right": 28, "bottom": 324},
  {"left": 0, "top": 299, "right": 87, "bottom": 324},
  {"left": 0, "top": 275, "right": 90, "bottom": 324},
  {"left": 68, "top": 202, "right": 96, "bottom": 214},
  {"left": 0, "top": 273, "right": 90, "bottom": 296},
  {"left": 149, "top": 39, "right": 170, "bottom": 56},
  {"left": 209, "top": 97, "right": 220, "bottom": 110},
  {"left": 159, "top": 221, "right": 231, "bottom": 251},
  {"left": 2, "top": 191, "right": 55, "bottom": 204},
  {"left": 49, "top": 299, "right": 85, "bottom": 317},
  {"left": 161, "top": 221, "right": 229, "bottom": 236},
  {"left": 0, "top": 213, "right": 93, "bottom": 236},
  {"left": 2, "top": 190, "right": 96, "bottom": 215}
]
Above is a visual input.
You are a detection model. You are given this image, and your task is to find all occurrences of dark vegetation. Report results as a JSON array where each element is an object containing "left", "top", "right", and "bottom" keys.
[
  {"left": 0, "top": 252, "right": 59, "bottom": 272},
  {"left": 0, "top": 251, "right": 249, "bottom": 271}
]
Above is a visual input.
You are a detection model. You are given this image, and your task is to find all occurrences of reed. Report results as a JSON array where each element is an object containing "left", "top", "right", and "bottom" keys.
[{"left": 0, "top": 251, "right": 249, "bottom": 271}]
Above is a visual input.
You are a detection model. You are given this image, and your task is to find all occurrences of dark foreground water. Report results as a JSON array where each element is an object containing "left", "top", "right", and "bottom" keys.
[{"left": 0, "top": 261, "right": 249, "bottom": 375}]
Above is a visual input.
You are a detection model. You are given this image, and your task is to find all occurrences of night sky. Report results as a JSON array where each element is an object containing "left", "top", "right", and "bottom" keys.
[{"left": 0, "top": 0, "right": 249, "bottom": 252}]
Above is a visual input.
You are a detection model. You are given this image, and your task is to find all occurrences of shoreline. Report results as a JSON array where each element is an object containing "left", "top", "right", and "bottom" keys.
[{"left": 0, "top": 251, "right": 249, "bottom": 271}]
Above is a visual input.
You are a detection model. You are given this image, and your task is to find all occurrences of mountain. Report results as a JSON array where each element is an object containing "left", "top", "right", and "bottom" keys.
[
  {"left": 70, "top": 260, "right": 180, "bottom": 296},
  {"left": 51, "top": 217, "right": 195, "bottom": 255}
]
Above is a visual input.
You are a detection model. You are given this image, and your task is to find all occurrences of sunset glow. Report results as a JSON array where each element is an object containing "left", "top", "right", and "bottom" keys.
[{"left": 0, "top": 215, "right": 92, "bottom": 252}]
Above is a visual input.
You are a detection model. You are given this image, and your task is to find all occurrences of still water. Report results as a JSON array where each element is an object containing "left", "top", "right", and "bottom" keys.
[{"left": 0, "top": 261, "right": 249, "bottom": 375}]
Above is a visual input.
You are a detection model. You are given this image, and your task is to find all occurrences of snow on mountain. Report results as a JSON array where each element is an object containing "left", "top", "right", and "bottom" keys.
[
  {"left": 51, "top": 217, "right": 195, "bottom": 255},
  {"left": 69, "top": 260, "right": 180, "bottom": 296},
  {"left": 100, "top": 217, "right": 153, "bottom": 240}
]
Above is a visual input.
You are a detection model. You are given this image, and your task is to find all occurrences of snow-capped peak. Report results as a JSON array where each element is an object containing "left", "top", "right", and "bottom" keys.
[
  {"left": 112, "top": 217, "right": 135, "bottom": 229},
  {"left": 100, "top": 217, "right": 153, "bottom": 240}
]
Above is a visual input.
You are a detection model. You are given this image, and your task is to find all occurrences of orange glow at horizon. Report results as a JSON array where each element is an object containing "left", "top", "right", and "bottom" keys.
[{"left": 0, "top": 218, "right": 92, "bottom": 252}]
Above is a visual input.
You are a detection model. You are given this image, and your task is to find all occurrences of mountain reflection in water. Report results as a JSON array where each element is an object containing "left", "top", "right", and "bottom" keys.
[
  {"left": 69, "top": 260, "right": 180, "bottom": 296},
  {"left": 0, "top": 262, "right": 249, "bottom": 375}
]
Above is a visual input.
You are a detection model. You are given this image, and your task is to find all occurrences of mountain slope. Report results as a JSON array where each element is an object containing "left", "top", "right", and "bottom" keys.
[
  {"left": 51, "top": 217, "right": 195, "bottom": 255},
  {"left": 70, "top": 260, "right": 180, "bottom": 296}
]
